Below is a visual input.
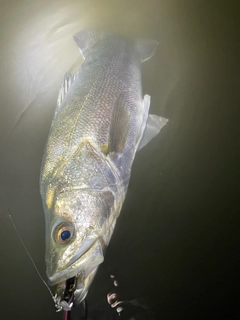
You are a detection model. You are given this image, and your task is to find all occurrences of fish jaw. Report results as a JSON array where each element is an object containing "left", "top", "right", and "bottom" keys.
[
  {"left": 52, "top": 239, "right": 104, "bottom": 309},
  {"left": 54, "top": 268, "right": 100, "bottom": 311},
  {"left": 47, "top": 237, "right": 104, "bottom": 286}
]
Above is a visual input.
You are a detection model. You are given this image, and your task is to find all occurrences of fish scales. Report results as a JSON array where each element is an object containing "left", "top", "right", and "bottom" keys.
[{"left": 41, "top": 35, "right": 140, "bottom": 184}]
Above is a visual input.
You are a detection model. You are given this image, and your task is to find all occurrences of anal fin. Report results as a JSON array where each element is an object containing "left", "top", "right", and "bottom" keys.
[{"left": 137, "top": 114, "right": 168, "bottom": 151}]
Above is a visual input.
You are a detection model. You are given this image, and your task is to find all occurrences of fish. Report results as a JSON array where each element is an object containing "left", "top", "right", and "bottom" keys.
[{"left": 40, "top": 30, "right": 168, "bottom": 312}]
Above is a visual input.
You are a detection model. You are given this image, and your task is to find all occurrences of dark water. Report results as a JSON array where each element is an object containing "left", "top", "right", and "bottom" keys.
[{"left": 0, "top": 1, "right": 239, "bottom": 319}]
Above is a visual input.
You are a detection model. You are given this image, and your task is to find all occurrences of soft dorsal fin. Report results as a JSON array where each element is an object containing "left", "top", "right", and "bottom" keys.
[
  {"left": 134, "top": 38, "right": 159, "bottom": 62},
  {"left": 137, "top": 114, "right": 168, "bottom": 151},
  {"left": 73, "top": 30, "right": 104, "bottom": 59},
  {"left": 108, "top": 94, "right": 130, "bottom": 154}
]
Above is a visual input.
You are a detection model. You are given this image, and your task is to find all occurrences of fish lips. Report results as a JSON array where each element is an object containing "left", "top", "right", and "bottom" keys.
[{"left": 47, "top": 238, "right": 104, "bottom": 287}]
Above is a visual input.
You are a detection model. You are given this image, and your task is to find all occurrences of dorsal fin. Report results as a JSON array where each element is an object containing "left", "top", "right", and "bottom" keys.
[
  {"left": 55, "top": 72, "right": 76, "bottom": 115},
  {"left": 73, "top": 30, "right": 104, "bottom": 59},
  {"left": 134, "top": 38, "right": 159, "bottom": 62}
]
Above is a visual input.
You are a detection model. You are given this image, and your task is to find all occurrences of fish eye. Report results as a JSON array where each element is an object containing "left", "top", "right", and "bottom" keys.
[{"left": 55, "top": 222, "right": 74, "bottom": 244}]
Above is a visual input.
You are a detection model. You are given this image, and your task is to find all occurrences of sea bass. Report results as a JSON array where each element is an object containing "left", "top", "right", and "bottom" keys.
[{"left": 40, "top": 30, "right": 167, "bottom": 311}]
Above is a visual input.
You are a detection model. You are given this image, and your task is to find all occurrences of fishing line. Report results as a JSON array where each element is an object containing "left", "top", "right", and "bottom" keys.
[{"left": 8, "top": 214, "right": 55, "bottom": 301}]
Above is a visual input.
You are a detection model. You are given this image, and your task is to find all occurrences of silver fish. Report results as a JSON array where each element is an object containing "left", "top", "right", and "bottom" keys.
[{"left": 40, "top": 30, "right": 168, "bottom": 311}]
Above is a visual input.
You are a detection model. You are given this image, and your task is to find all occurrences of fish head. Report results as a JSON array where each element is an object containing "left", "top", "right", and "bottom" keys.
[{"left": 43, "top": 187, "right": 115, "bottom": 307}]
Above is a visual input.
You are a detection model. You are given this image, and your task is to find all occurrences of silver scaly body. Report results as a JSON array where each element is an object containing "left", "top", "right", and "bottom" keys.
[{"left": 40, "top": 30, "right": 167, "bottom": 310}]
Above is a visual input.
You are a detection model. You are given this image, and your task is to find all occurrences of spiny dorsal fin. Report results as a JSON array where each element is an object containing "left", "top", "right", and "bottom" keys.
[
  {"left": 56, "top": 72, "right": 76, "bottom": 114},
  {"left": 108, "top": 94, "right": 130, "bottom": 154},
  {"left": 73, "top": 30, "right": 104, "bottom": 59},
  {"left": 134, "top": 38, "right": 159, "bottom": 62},
  {"left": 137, "top": 114, "right": 168, "bottom": 151}
]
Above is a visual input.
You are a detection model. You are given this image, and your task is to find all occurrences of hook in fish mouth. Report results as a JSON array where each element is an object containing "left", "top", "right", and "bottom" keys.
[{"left": 54, "top": 276, "right": 78, "bottom": 312}]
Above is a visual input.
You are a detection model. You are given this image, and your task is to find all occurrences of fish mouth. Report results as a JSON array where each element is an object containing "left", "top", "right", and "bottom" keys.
[
  {"left": 48, "top": 238, "right": 104, "bottom": 285},
  {"left": 54, "top": 276, "right": 77, "bottom": 312},
  {"left": 48, "top": 239, "right": 104, "bottom": 310},
  {"left": 55, "top": 266, "right": 99, "bottom": 311},
  {"left": 54, "top": 275, "right": 81, "bottom": 312}
]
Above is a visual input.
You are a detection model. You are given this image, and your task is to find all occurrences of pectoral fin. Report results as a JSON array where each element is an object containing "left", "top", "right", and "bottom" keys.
[
  {"left": 137, "top": 114, "right": 168, "bottom": 151},
  {"left": 73, "top": 30, "right": 104, "bottom": 59},
  {"left": 108, "top": 94, "right": 130, "bottom": 154}
]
